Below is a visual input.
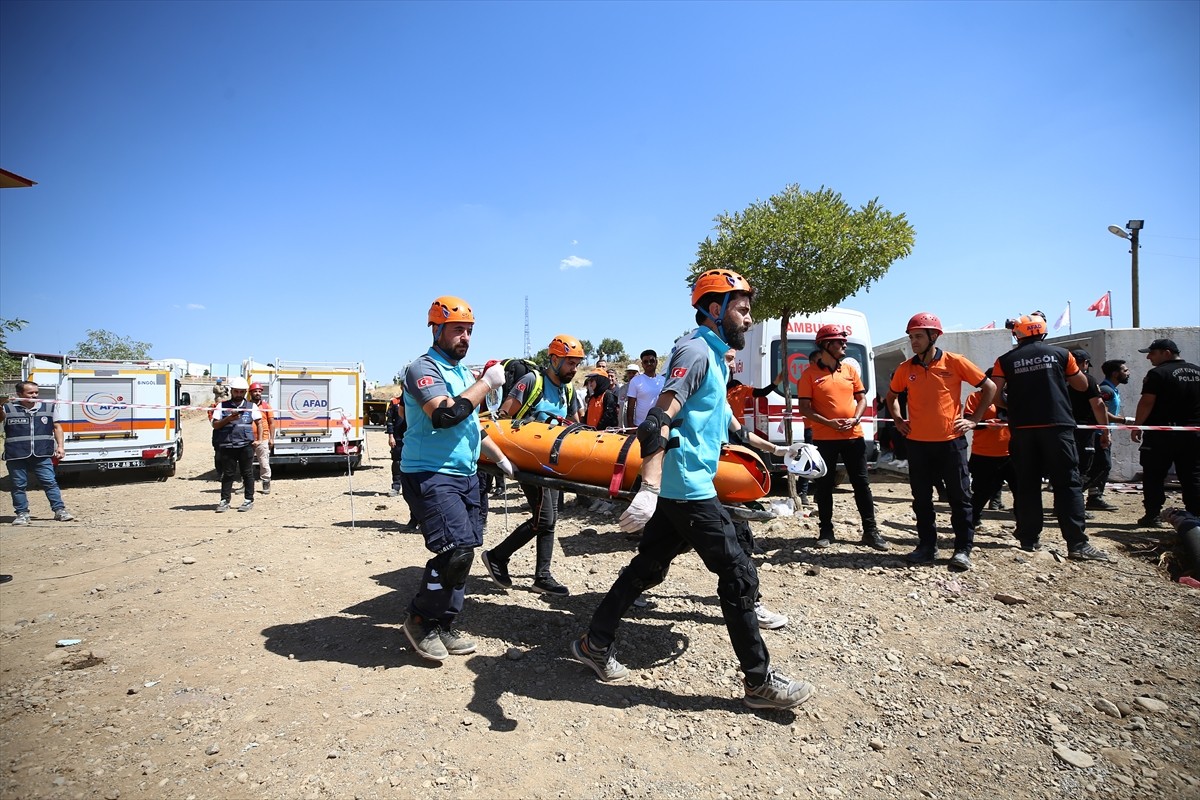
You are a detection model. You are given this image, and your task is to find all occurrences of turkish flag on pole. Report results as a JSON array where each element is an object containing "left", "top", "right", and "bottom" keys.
[
  {"left": 1088, "top": 292, "right": 1112, "bottom": 317},
  {"left": 340, "top": 411, "right": 352, "bottom": 438},
  {"left": 981, "top": 321, "right": 996, "bottom": 329}
]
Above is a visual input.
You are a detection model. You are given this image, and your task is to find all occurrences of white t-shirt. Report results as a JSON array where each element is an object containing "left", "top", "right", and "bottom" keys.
[{"left": 626, "top": 373, "right": 666, "bottom": 427}]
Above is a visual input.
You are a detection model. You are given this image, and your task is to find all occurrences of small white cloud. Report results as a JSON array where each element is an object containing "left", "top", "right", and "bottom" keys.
[
  {"left": 571, "top": 239, "right": 579, "bottom": 246},
  {"left": 186, "top": 303, "right": 206, "bottom": 310},
  {"left": 560, "top": 255, "right": 592, "bottom": 271}
]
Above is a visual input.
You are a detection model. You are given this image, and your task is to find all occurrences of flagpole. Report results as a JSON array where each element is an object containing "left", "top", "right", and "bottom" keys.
[
  {"left": 1068, "top": 301, "right": 1072, "bottom": 335},
  {"left": 1108, "top": 291, "right": 1113, "bottom": 329}
]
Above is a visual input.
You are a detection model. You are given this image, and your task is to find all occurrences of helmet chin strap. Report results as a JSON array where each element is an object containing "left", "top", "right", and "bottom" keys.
[
  {"left": 915, "top": 332, "right": 939, "bottom": 360},
  {"left": 700, "top": 295, "right": 732, "bottom": 343},
  {"left": 821, "top": 341, "right": 845, "bottom": 366}
]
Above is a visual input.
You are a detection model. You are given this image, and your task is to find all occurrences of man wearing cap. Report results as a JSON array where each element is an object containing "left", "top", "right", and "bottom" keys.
[
  {"left": 1130, "top": 339, "right": 1200, "bottom": 525},
  {"left": 248, "top": 382, "right": 274, "bottom": 496},
  {"left": 617, "top": 362, "right": 639, "bottom": 427},
  {"left": 211, "top": 377, "right": 262, "bottom": 513}
]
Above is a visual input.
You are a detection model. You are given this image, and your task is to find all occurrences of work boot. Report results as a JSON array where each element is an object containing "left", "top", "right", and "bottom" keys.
[
  {"left": 1085, "top": 496, "right": 1117, "bottom": 512},
  {"left": 1018, "top": 539, "right": 1042, "bottom": 552},
  {"left": 906, "top": 546, "right": 937, "bottom": 564},
  {"left": 570, "top": 635, "right": 628, "bottom": 682},
  {"left": 743, "top": 669, "right": 815, "bottom": 710},
  {"left": 532, "top": 574, "right": 570, "bottom": 596},
  {"left": 861, "top": 528, "right": 890, "bottom": 551},
  {"left": 949, "top": 549, "right": 972, "bottom": 571},
  {"left": 402, "top": 614, "right": 448, "bottom": 662},
  {"left": 1136, "top": 513, "right": 1164, "bottom": 528}
]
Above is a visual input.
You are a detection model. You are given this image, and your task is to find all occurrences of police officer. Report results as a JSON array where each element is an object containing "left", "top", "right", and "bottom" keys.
[
  {"left": 3, "top": 381, "right": 74, "bottom": 525},
  {"left": 1130, "top": 338, "right": 1200, "bottom": 525},
  {"left": 569, "top": 269, "right": 814, "bottom": 711},
  {"left": 990, "top": 315, "right": 1110, "bottom": 559},
  {"left": 480, "top": 334, "right": 584, "bottom": 596},
  {"left": 400, "top": 296, "right": 507, "bottom": 662},
  {"left": 211, "top": 376, "right": 261, "bottom": 513},
  {"left": 1066, "top": 350, "right": 1112, "bottom": 511}
]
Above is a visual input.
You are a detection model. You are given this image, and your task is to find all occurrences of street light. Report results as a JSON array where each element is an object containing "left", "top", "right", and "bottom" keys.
[{"left": 1108, "top": 219, "right": 1144, "bottom": 327}]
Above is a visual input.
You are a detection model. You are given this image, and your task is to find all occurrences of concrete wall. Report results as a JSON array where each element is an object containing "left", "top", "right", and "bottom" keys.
[{"left": 873, "top": 326, "right": 1200, "bottom": 481}]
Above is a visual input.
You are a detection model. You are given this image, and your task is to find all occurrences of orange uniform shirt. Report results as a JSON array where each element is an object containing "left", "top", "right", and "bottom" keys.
[
  {"left": 796, "top": 360, "right": 865, "bottom": 441},
  {"left": 964, "top": 391, "right": 1009, "bottom": 457},
  {"left": 889, "top": 349, "right": 986, "bottom": 442},
  {"left": 726, "top": 384, "right": 754, "bottom": 426},
  {"left": 255, "top": 400, "right": 275, "bottom": 443}
]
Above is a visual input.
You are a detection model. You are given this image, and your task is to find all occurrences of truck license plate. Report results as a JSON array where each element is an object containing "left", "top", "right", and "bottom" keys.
[
  {"left": 292, "top": 437, "right": 321, "bottom": 443},
  {"left": 98, "top": 460, "right": 146, "bottom": 470}
]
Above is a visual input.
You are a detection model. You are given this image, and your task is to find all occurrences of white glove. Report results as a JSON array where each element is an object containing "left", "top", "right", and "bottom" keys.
[
  {"left": 481, "top": 361, "right": 507, "bottom": 391},
  {"left": 495, "top": 455, "right": 515, "bottom": 478},
  {"left": 772, "top": 444, "right": 790, "bottom": 457},
  {"left": 619, "top": 486, "right": 659, "bottom": 533}
]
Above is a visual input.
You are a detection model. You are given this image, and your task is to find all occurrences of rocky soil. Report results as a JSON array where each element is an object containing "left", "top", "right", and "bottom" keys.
[{"left": 1, "top": 411, "right": 1197, "bottom": 800}]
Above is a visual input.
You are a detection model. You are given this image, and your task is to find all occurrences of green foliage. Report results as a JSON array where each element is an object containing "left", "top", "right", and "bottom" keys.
[
  {"left": 0, "top": 318, "right": 29, "bottom": 377},
  {"left": 532, "top": 347, "right": 551, "bottom": 368},
  {"left": 597, "top": 338, "right": 627, "bottom": 362},
  {"left": 72, "top": 329, "right": 153, "bottom": 361},
  {"left": 690, "top": 184, "right": 915, "bottom": 319},
  {"left": 579, "top": 339, "right": 595, "bottom": 360}
]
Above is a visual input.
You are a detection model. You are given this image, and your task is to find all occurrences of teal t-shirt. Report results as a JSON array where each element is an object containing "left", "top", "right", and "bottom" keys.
[
  {"left": 401, "top": 347, "right": 480, "bottom": 476},
  {"left": 660, "top": 327, "right": 732, "bottom": 501}
]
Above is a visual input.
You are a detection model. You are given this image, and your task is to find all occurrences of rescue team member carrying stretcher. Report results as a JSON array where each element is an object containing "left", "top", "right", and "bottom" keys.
[
  {"left": 481, "top": 334, "right": 585, "bottom": 596},
  {"left": 570, "top": 269, "right": 816, "bottom": 711},
  {"left": 399, "top": 296, "right": 512, "bottom": 663}
]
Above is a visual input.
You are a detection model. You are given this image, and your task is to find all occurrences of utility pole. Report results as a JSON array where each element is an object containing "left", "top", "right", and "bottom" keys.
[
  {"left": 520, "top": 297, "right": 530, "bottom": 357},
  {"left": 1129, "top": 221, "right": 1142, "bottom": 328}
]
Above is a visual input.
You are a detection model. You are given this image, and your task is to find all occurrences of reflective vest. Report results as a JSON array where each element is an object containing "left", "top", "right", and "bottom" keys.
[
  {"left": 3, "top": 401, "right": 57, "bottom": 460},
  {"left": 214, "top": 399, "right": 256, "bottom": 449}
]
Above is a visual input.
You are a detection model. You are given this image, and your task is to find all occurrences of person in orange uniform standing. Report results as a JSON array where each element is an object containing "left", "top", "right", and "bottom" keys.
[
  {"left": 965, "top": 369, "right": 1013, "bottom": 527},
  {"left": 886, "top": 313, "right": 995, "bottom": 571},
  {"left": 796, "top": 324, "right": 888, "bottom": 551},
  {"left": 248, "top": 382, "right": 274, "bottom": 495}
]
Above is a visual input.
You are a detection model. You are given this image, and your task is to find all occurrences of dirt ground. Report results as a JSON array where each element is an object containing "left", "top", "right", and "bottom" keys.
[{"left": 1, "top": 410, "right": 1197, "bottom": 800}]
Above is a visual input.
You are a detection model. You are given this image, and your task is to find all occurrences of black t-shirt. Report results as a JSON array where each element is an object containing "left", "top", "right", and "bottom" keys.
[
  {"left": 993, "top": 340, "right": 1077, "bottom": 428},
  {"left": 1068, "top": 373, "right": 1102, "bottom": 425},
  {"left": 1142, "top": 359, "right": 1200, "bottom": 426}
]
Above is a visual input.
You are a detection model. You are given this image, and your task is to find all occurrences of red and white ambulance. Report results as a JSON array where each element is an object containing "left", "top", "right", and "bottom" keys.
[{"left": 729, "top": 308, "right": 878, "bottom": 467}]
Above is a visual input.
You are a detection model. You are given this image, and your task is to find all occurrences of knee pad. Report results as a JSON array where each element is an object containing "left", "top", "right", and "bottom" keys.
[
  {"left": 717, "top": 561, "right": 759, "bottom": 612},
  {"left": 625, "top": 558, "right": 670, "bottom": 593},
  {"left": 436, "top": 546, "right": 476, "bottom": 587}
]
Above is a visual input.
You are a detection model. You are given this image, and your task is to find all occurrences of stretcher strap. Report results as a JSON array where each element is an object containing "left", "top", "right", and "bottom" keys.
[
  {"left": 609, "top": 433, "right": 638, "bottom": 498},
  {"left": 548, "top": 423, "right": 587, "bottom": 466}
]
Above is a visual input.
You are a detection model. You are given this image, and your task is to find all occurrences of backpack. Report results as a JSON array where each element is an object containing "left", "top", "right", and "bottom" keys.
[{"left": 502, "top": 358, "right": 576, "bottom": 421}]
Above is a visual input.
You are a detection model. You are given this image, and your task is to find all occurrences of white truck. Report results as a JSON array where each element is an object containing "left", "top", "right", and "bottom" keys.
[
  {"left": 243, "top": 358, "right": 365, "bottom": 470},
  {"left": 21, "top": 356, "right": 184, "bottom": 478},
  {"left": 730, "top": 308, "right": 879, "bottom": 467}
]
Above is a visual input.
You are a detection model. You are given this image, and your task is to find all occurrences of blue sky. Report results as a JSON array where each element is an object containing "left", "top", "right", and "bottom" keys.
[{"left": 2, "top": 0, "right": 1197, "bottom": 383}]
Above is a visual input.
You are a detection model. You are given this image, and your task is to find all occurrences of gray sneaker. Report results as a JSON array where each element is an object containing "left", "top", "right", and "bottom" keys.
[
  {"left": 1068, "top": 542, "right": 1111, "bottom": 561},
  {"left": 402, "top": 614, "right": 448, "bottom": 662},
  {"left": 754, "top": 601, "right": 788, "bottom": 630},
  {"left": 569, "top": 635, "right": 628, "bottom": 682},
  {"left": 439, "top": 627, "right": 477, "bottom": 655},
  {"left": 388, "top": 488, "right": 400, "bottom": 497},
  {"left": 743, "top": 669, "right": 815, "bottom": 710},
  {"left": 261, "top": 480, "right": 271, "bottom": 496},
  {"left": 54, "top": 509, "right": 75, "bottom": 522},
  {"left": 12, "top": 512, "right": 31, "bottom": 526},
  {"left": 216, "top": 500, "right": 231, "bottom": 513},
  {"left": 237, "top": 500, "right": 254, "bottom": 512}
]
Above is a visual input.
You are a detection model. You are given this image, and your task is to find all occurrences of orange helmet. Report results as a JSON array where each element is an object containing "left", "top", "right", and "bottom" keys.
[
  {"left": 691, "top": 269, "right": 753, "bottom": 307},
  {"left": 427, "top": 296, "right": 475, "bottom": 327},
  {"left": 816, "top": 324, "right": 849, "bottom": 343},
  {"left": 906, "top": 312, "right": 943, "bottom": 335},
  {"left": 1011, "top": 314, "right": 1047, "bottom": 339},
  {"left": 548, "top": 334, "right": 585, "bottom": 358}
]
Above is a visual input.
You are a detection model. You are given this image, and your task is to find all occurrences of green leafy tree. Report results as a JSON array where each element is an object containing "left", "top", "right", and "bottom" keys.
[
  {"left": 0, "top": 318, "right": 29, "bottom": 377},
  {"left": 597, "top": 338, "right": 627, "bottom": 362},
  {"left": 691, "top": 184, "right": 914, "bottom": 500},
  {"left": 72, "top": 329, "right": 153, "bottom": 360},
  {"left": 577, "top": 339, "right": 594, "bottom": 360}
]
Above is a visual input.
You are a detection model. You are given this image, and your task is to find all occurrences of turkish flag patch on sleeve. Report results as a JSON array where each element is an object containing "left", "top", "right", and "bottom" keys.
[
  {"left": 671, "top": 367, "right": 687, "bottom": 378},
  {"left": 416, "top": 376, "right": 435, "bottom": 389}
]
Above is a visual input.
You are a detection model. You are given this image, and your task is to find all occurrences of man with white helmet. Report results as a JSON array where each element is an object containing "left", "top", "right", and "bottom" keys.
[
  {"left": 210, "top": 376, "right": 262, "bottom": 513},
  {"left": 570, "top": 269, "right": 815, "bottom": 711},
  {"left": 886, "top": 312, "right": 995, "bottom": 571},
  {"left": 400, "top": 296, "right": 509, "bottom": 662}
]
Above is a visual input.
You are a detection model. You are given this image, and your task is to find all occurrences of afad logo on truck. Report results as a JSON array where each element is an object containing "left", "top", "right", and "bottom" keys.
[
  {"left": 82, "top": 392, "right": 127, "bottom": 425},
  {"left": 288, "top": 389, "right": 328, "bottom": 420}
]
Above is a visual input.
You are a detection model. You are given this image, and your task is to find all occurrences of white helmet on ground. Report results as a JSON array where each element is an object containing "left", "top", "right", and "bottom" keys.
[{"left": 784, "top": 443, "right": 827, "bottom": 479}]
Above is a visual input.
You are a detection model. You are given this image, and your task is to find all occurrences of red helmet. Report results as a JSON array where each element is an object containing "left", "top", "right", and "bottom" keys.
[
  {"left": 691, "top": 269, "right": 753, "bottom": 307},
  {"left": 906, "top": 312, "right": 943, "bottom": 335},
  {"left": 427, "top": 296, "right": 475, "bottom": 327},
  {"left": 548, "top": 334, "right": 584, "bottom": 358},
  {"left": 1011, "top": 314, "right": 1047, "bottom": 339},
  {"left": 816, "top": 324, "right": 849, "bottom": 343},
  {"left": 248, "top": 382, "right": 264, "bottom": 392}
]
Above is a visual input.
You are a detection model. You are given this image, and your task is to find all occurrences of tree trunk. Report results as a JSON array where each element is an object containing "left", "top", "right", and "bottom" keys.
[{"left": 779, "top": 314, "right": 804, "bottom": 508}]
